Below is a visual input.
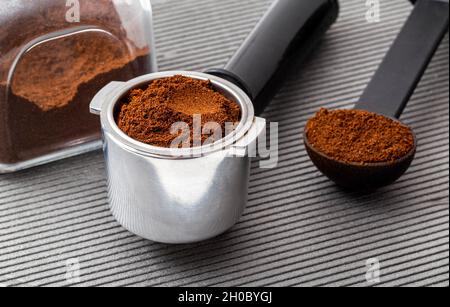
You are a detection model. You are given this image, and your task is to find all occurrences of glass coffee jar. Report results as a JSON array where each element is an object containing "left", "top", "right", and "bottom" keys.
[{"left": 0, "top": 0, "right": 157, "bottom": 172}]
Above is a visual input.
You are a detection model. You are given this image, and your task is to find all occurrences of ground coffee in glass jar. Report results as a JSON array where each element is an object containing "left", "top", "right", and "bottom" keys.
[
  {"left": 0, "top": 0, "right": 154, "bottom": 167},
  {"left": 117, "top": 76, "right": 241, "bottom": 148},
  {"left": 305, "top": 108, "right": 415, "bottom": 164}
]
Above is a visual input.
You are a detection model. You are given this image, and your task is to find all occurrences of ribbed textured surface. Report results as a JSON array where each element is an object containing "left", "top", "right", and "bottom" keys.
[{"left": 0, "top": 0, "right": 448, "bottom": 287}]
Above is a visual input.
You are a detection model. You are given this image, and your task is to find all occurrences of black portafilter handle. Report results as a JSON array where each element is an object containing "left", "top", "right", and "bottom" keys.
[
  {"left": 206, "top": 0, "right": 339, "bottom": 116},
  {"left": 356, "top": 0, "right": 449, "bottom": 119}
]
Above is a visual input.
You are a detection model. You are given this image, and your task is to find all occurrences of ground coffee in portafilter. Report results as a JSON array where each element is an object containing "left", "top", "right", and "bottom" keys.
[
  {"left": 305, "top": 108, "right": 415, "bottom": 164},
  {"left": 117, "top": 76, "right": 241, "bottom": 148},
  {"left": 0, "top": 0, "right": 152, "bottom": 164}
]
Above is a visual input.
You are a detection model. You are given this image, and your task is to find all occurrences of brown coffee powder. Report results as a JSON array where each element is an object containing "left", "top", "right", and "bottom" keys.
[
  {"left": 9, "top": 34, "right": 148, "bottom": 111},
  {"left": 0, "top": 0, "right": 153, "bottom": 164},
  {"left": 305, "top": 108, "right": 415, "bottom": 164},
  {"left": 117, "top": 76, "right": 241, "bottom": 148}
]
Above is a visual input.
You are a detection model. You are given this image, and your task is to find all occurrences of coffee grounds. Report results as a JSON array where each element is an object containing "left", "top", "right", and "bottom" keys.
[
  {"left": 117, "top": 76, "right": 241, "bottom": 148},
  {"left": 9, "top": 34, "right": 147, "bottom": 111},
  {"left": 0, "top": 0, "right": 153, "bottom": 164},
  {"left": 0, "top": 55, "right": 150, "bottom": 164},
  {"left": 305, "top": 108, "right": 415, "bottom": 164}
]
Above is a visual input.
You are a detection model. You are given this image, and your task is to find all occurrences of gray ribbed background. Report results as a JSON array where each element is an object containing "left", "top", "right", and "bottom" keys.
[{"left": 0, "top": 0, "right": 448, "bottom": 287}]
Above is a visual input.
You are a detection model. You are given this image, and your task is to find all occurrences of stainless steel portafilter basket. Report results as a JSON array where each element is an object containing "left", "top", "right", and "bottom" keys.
[
  {"left": 90, "top": 0, "right": 339, "bottom": 243},
  {"left": 91, "top": 71, "right": 265, "bottom": 244}
]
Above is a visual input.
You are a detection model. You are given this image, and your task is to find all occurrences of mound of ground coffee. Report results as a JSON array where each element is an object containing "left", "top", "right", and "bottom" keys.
[
  {"left": 10, "top": 34, "right": 147, "bottom": 111},
  {"left": 0, "top": 0, "right": 153, "bottom": 165},
  {"left": 305, "top": 108, "right": 415, "bottom": 164},
  {"left": 117, "top": 76, "right": 241, "bottom": 148}
]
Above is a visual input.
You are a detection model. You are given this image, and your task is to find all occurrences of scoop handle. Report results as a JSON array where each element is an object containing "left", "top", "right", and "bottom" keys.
[
  {"left": 356, "top": 0, "right": 449, "bottom": 119},
  {"left": 206, "top": 0, "right": 339, "bottom": 115}
]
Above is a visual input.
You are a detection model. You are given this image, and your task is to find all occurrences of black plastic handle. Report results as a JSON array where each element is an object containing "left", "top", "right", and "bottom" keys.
[
  {"left": 206, "top": 0, "right": 339, "bottom": 115},
  {"left": 356, "top": 0, "right": 449, "bottom": 119}
]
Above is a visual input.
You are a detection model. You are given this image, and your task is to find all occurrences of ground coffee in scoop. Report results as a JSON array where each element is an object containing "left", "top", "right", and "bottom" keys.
[{"left": 305, "top": 108, "right": 415, "bottom": 164}]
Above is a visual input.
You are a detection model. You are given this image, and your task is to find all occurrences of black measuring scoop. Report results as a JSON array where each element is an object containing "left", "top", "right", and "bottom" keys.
[{"left": 304, "top": 0, "right": 449, "bottom": 190}]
